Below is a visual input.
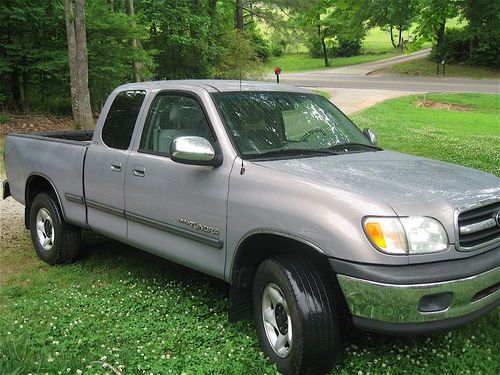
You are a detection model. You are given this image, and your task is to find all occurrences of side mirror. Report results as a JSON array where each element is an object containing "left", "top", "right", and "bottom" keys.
[
  {"left": 363, "top": 128, "right": 378, "bottom": 145},
  {"left": 170, "top": 136, "right": 223, "bottom": 167}
]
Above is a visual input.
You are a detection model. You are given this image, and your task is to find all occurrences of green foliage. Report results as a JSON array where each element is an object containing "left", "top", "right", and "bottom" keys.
[
  {"left": 270, "top": 38, "right": 287, "bottom": 57},
  {"left": 0, "top": 0, "right": 155, "bottom": 113},
  {"left": 1, "top": 0, "right": 498, "bottom": 116},
  {"left": 415, "top": 0, "right": 499, "bottom": 66},
  {"left": 413, "top": 0, "right": 459, "bottom": 44},
  {"left": 334, "top": 38, "right": 362, "bottom": 57},
  {"left": 357, "top": 0, "right": 419, "bottom": 46},
  {"left": 306, "top": 34, "right": 327, "bottom": 58},
  {"left": 0, "top": 113, "right": 8, "bottom": 125},
  {"left": 136, "top": 0, "right": 213, "bottom": 79},
  {"left": 430, "top": 27, "right": 469, "bottom": 63},
  {"left": 208, "top": 30, "right": 263, "bottom": 79},
  {"left": 249, "top": 32, "right": 271, "bottom": 62},
  {"left": 460, "top": 0, "right": 500, "bottom": 66},
  {"left": 0, "top": 0, "right": 69, "bottom": 111},
  {"left": 86, "top": 0, "right": 155, "bottom": 109}
]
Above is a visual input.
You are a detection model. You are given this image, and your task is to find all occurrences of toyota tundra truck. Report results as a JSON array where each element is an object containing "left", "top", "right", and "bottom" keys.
[{"left": 3, "top": 80, "right": 499, "bottom": 375}]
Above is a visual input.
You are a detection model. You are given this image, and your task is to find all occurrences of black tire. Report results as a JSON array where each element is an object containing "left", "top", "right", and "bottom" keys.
[
  {"left": 253, "top": 256, "right": 340, "bottom": 375},
  {"left": 29, "top": 192, "right": 81, "bottom": 265}
]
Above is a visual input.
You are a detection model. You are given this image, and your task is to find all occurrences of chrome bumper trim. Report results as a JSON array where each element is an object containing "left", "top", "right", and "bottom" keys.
[{"left": 337, "top": 267, "right": 500, "bottom": 324}]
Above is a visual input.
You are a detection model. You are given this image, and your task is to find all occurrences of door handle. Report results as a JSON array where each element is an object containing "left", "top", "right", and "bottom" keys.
[
  {"left": 132, "top": 165, "right": 146, "bottom": 177},
  {"left": 110, "top": 163, "right": 122, "bottom": 172}
]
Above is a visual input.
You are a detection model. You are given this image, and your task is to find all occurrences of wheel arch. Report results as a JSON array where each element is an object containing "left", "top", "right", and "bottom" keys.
[
  {"left": 24, "top": 173, "right": 66, "bottom": 229},
  {"left": 228, "top": 230, "right": 336, "bottom": 323}
]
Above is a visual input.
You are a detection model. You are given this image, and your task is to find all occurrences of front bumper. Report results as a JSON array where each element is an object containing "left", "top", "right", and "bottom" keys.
[{"left": 331, "top": 249, "right": 500, "bottom": 335}]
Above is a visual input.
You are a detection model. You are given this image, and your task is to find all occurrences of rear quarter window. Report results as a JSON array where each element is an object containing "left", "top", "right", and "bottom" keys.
[{"left": 101, "top": 90, "right": 146, "bottom": 150}]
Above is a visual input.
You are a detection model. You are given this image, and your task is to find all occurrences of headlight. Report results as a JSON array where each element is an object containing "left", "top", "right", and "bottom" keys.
[{"left": 363, "top": 216, "right": 448, "bottom": 255}]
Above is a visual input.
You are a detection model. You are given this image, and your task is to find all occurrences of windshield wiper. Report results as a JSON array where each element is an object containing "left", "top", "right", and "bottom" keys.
[
  {"left": 247, "top": 148, "right": 338, "bottom": 159},
  {"left": 328, "top": 143, "right": 382, "bottom": 152}
]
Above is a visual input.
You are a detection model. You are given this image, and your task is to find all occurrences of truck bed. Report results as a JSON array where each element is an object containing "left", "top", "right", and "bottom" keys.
[
  {"left": 4, "top": 130, "right": 93, "bottom": 228},
  {"left": 9, "top": 129, "right": 94, "bottom": 144}
]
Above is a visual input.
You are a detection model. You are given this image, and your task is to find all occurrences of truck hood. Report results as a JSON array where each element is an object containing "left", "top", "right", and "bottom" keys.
[{"left": 255, "top": 150, "right": 500, "bottom": 226}]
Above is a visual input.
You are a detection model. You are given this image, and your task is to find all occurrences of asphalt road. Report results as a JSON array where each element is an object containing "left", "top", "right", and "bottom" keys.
[
  {"left": 276, "top": 74, "right": 500, "bottom": 94},
  {"left": 266, "top": 50, "right": 500, "bottom": 94}
]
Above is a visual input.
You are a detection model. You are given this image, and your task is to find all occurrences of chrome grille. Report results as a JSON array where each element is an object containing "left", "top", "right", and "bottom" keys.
[{"left": 457, "top": 200, "right": 500, "bottom": 250}]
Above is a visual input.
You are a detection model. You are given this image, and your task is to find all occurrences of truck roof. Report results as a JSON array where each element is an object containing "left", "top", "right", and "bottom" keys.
[{"left": 114, "top": 80, "right": 312, "bottom": 94}]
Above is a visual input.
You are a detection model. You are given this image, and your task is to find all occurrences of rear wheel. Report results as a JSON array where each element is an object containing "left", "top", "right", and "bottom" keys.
[
  {"left": 253, "top": 256, "right": 340, "bottom": 375},
  {"left": 29, "top": 192, "right": 81, "bottom": 265}
]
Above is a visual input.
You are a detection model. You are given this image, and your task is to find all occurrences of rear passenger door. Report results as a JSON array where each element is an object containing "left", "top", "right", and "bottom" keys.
[
  {"left": 124, "top": 92, "right": 230, "bottom": 279},
  {"left": 84, "top": 90, "right": 146, "bottom": 241}
]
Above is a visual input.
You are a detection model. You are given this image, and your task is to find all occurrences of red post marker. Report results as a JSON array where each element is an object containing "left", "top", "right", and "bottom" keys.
[{"left": 274, "top": 67, "right": 282, "bottom": 83}]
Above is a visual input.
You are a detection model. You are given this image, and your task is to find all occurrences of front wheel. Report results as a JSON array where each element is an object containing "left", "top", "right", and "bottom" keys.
[
  {"left": 253, "top": 257, "right": 340, "bottom": 375},
  {"left": 29, "top": 192, "right": 81, "bottom": 265}
]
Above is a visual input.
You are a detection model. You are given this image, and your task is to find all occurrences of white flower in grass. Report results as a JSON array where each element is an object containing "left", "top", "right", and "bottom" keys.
[
  {"left": 76, "top": 370, "right": 82, "bottom": 374},
  {"left": 47, "top": 357, "right": 54, "bottom": 363}
]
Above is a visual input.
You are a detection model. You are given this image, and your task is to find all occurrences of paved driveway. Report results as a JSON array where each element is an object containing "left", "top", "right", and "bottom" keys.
[
  {"left": 320, "top": 88, "right": 424, "bottom": 115},
  {"left": 267, "top": 49, "right": 500, "bottom": 94}
]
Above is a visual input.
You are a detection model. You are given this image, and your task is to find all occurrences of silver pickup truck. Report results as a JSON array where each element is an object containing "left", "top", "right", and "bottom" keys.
[{"left": 3, "top": 80, "right": 499, "bottom": 375}]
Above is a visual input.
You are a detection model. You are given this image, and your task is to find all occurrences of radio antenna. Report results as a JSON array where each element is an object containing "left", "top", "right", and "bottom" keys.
[{"left": 239, "top": 61, "right": 242, "bottom": 91}]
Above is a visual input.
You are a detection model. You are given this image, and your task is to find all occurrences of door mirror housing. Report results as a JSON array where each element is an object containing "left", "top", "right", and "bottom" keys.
[
  {"left": 170, "top": 136, "right": 223, "bottom": 167},
  {"left": 363, "top": 128, "right": 378, "bottom": 145}
]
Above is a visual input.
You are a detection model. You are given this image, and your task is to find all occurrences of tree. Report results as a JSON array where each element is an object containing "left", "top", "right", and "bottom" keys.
[
  {"left": 0, "top": 0, "right": 69, "bottom": 112},
  {"left": 414, "top": 0, "right": 458, "bottom": 47},
  {"left": 358, "top": 0, "right": 419, "bottom": 49},
  {"left": 236, "top": 0, "right": 244, "bottom": 30},
  {"left": 460, "top": 0, "right": 500, "bottom": 64},
  {"left": 126, "top": 0, "right": 141, "bottom": 82},
  {"left": 64, "top": 0, "right": 94, "bottom": 129},
  {"left": 415, "top": 0, "right": 499, "bottom": 65},
  {"left": 288, "top": 0, "right": 365, "bottom": 66}
]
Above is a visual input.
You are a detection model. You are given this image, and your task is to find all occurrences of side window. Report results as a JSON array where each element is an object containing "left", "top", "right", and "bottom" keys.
[
  {"left": 102, "top": 90, "right": 146, "bottom": 150},
  {"left": 140, "top": 95, "right": 215, "bottom": 155}
]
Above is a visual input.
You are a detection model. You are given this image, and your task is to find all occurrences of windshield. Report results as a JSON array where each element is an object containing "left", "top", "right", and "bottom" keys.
[{"left": 213, "top": 91, "right": 375, "bottom": 159}]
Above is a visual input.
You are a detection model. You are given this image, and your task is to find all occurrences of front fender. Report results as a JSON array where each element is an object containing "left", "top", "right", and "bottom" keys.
[{"left": 224, "top": 160, "right": 407, "bottom": 281}]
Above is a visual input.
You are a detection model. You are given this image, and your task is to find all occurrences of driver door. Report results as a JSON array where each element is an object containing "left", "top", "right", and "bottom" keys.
[{"left": 124, "top": 92, "right": 230, "bottom": 279}]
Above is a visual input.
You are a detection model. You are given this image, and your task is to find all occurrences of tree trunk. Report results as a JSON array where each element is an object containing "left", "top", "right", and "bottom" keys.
[
  {"left": 22, "top": 70, "right": 29, "bottom": 111},
  {"left": 436, "top": 18, "right": 446, "bottom": 47},
  {"left": 11, "top": 69, "right": 21, "bottom": 109},
  {"left": 236, "top": 0, "right": 243, "bottom": 30},
  {"left": 321, "top": 35, "right": 329, "bottom": 67},
  {"left": 209, "top": 0, "right": 217, "bottom": 21},
  {"left": 318, "top": 21, "right": 328, "bottom": 67},
  {"left": 126, "top": 0, "right": 141, "bottom": 82},
  {"left": 64, "top": 0, "right": 94, "bottom": 130},
  {"left": 398, "top": 25, "right": 402, "bottom": 48},
  {"left": 389, "top": 26, "right": 397, "bottom": 48}
]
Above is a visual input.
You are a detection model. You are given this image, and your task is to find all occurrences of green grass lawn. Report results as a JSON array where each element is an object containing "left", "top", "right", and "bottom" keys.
[
  {"left": 261, "top": 25, "right": 436, "bottom": 73},
  {"left": 389, "top": 57, "right": 500, "bottom": 79},
  {"left": 362, "top": 27, "right": 400, "bottom": 53},
  {"left": 1, "top": 94, "right": 499, "bottom": 374},
  {"left": 264, "top": 52, "right": 399, "bottom": 73},
  {"left": 363, "top": 27, "right": 432, "bottom": 53},
  {"left": 352, "top": 93, "right": 500, "bottom": 176}
]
